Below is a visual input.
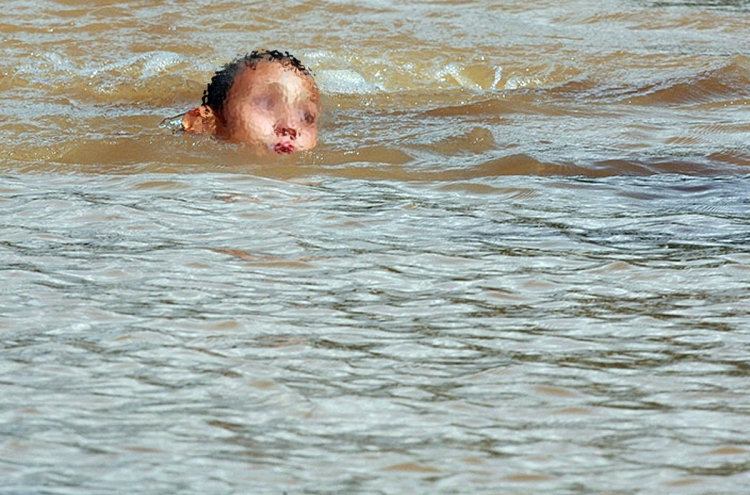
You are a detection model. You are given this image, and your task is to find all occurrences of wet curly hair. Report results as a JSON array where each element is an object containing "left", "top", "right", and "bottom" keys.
[{"left": 202, "top": 50, "right": 312, "bottom": 114}]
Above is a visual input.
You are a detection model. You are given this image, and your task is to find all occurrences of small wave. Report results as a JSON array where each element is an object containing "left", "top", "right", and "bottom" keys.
[
  {"left": 13, "top": 50, "right": 185, "bottom": 83},
  {"left": 613, "top": 56, "right": 750, "bottom": 105},
  {"left": 6, "top": 47, "right": 573, "bottom": 105},
  {"left": 315, "top": 69, "right": 384, "bottom": 94},
  {"left": 639, "top": 0, "right": 750, "bottom": 11},
  {"left": 306, "top": 47, "right": 572, "bottom": 95},
  {"left": 90, "top": 51, "right": 185, "bottom": 79},
  {"left": 7, "top": 50, "right": 195, "bottom": 107}
]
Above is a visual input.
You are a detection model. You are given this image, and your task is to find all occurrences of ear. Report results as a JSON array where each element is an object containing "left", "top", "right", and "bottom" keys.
[{"left": 182, "top": 105, "right": 219, "bottom": 135}]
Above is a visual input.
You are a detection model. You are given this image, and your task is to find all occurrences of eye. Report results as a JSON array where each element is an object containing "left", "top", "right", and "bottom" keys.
[
  {"left": 253, "top": 97, "right": 275, "bottom": 110},
  {"left": 302, "top": 111, "right": 316, "bottom": 125}
]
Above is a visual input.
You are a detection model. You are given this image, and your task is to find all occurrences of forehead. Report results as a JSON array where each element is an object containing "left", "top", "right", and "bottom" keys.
[{"left": 230, "top": 61, "right": 318, "bottom": 102}]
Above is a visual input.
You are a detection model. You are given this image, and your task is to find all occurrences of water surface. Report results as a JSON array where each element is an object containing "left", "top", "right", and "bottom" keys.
[{"left": 1, "top": 1, "right": 750, "bottom": 494}]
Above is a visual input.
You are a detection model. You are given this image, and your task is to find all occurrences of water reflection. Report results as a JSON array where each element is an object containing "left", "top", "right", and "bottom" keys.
[{"left": 2, "top": 173, "right": 749, "bottom": 493}]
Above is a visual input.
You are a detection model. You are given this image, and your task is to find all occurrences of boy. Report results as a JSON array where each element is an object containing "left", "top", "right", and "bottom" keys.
[{"left": 182, "top": 50, "right": 320, "bottom": 154}]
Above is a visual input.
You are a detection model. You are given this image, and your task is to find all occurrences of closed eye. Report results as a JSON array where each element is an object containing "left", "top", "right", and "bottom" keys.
[
  {"left": 253, "top": 97, "right": 275, "bottom": 110},
  {"left": 302, "top": 111, "right": 316, "bottom": 125}
]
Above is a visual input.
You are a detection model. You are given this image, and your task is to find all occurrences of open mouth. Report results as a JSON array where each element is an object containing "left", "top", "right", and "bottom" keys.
[{"left": 273, "top": 142, "right": 295, "bottom": 154}]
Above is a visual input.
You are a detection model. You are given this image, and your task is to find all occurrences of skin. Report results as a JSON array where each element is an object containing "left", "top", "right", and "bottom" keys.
[{"left": 182, "top": 61, "right": 320, "bottom": 154}]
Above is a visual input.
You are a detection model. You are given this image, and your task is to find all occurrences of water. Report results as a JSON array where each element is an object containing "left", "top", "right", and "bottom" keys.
[{"left": 1, "top": 1, "right": 750, "bottom": 494}]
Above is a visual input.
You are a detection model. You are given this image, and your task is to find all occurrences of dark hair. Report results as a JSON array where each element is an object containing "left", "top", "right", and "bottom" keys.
[{"left": 202, "top": 50, "right": 312, "bottom": 113}]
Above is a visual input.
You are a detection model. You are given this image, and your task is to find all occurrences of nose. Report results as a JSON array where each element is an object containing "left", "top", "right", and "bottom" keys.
[{"left": 274, "top": 122, "right": 298, "bottom": 140}]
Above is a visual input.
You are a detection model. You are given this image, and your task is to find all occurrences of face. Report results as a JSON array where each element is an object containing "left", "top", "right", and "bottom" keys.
[{"left": 217, "top": 61, "right": 319, "bottom": 154}]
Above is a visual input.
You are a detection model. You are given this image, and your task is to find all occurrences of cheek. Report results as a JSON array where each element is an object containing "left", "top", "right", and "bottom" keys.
[
  {"left": 299, "top": 128, "right": 318, "bottom": 148},
  {"left": 244, "top": 108, "right": 275, "bottom": 126},
  {"left": 232, "top": 108, "right": 275, "bottom": 137}
]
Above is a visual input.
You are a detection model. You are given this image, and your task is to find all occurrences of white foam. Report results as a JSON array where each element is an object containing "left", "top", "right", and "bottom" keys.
[
  {"left": 492, "top": 66, "right": 504, "bottom": 90},
  {"left": 140, "top": 51, "right": 184, "bottom": 78},
  {"left": 315, "top": 69, "right": 384, "bottom": 94},
  {"left": 434, "top": 63, "right": 483, "bottom": 90},
  {"left": 504, "top": 75, "right": 544, "bottom": 90},
  {"left": 91, "top": 51, "right": 184, "bottom": 79}
]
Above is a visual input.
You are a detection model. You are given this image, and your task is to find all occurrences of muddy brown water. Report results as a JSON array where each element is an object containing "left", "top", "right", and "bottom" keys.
[{"left": 1, "top": 1, "right": 750, "bottom": 494}]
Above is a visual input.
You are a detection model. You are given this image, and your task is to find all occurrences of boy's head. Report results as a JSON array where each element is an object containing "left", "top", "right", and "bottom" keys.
[{"left": 182, "top": 50, "right": 320, "bottom": 154}]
